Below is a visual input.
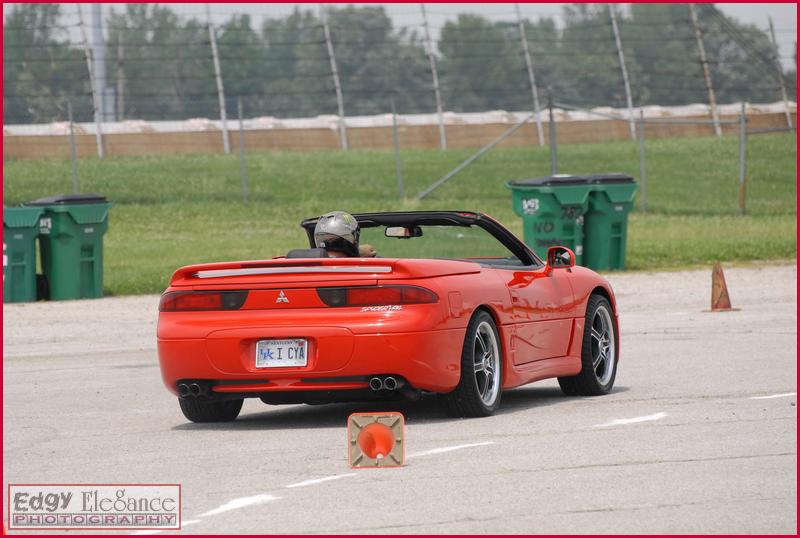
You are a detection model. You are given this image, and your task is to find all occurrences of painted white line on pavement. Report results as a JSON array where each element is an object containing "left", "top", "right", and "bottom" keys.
[
  {"left": 198, "top": 494, "right": 280, "bottom": 518},
  {"left": 749, "top": 392, "right": 796, "bottom": 400},
  {"left": 136, "top": 440, "right": 497, "bottom": 533},
  {"left": 285, "top": 473, "right": 356, "bottom": 488},
  {"left": 593, "top": 412, "right": 668, "bottom": 428},
  {"left": 407, "top": 441, "right": 495, "bottom": 458}
]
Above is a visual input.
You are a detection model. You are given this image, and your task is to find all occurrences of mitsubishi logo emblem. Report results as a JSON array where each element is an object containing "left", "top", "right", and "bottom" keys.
[{"left": 276, "top": 290, "right": 289, "bottom": 304}]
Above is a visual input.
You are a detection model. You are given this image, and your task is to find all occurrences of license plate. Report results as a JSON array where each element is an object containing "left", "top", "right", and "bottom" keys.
[{"left": 255, "top": 339, "right": 308, "bottom": 368}]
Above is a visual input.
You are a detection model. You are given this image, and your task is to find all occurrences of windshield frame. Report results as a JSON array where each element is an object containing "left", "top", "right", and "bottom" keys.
[{"left": 301, "top": 211, "right": 542, "bottom": 267}]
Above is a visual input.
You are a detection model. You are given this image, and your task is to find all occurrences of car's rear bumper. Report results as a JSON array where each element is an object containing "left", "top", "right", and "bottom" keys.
[{"left": 157, "top": 327, "right": 464, "bottom": 397}]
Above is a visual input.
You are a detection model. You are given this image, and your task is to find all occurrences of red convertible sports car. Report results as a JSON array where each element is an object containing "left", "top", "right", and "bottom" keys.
[{"left": 157, "top": 211, "right": 619, "bottom": 422}]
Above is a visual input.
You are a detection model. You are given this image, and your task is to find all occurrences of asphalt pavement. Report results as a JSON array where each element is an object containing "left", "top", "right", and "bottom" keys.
[{"left": 3, "top": 263, "right": 796, "bottom": 534}]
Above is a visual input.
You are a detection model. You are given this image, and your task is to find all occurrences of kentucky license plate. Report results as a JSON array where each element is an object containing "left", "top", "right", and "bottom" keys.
[{"left": 255, "top": 338, "right": 308, "bottom": 368}]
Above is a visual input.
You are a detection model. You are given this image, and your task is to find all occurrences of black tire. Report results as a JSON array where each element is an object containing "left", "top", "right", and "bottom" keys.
[
  {"left": 442, "top": 310, "right": 503, "bottom": 417},
  {"left": 558, "top": 294, "right": 618, "bottom": 396},
  {"left": 179, "top": 398, "right": 243, "bottom": 423}
]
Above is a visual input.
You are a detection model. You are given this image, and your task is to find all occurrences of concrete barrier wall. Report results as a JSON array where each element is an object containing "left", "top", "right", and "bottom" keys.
[{"left": 3, "top": 111, "right": 794, "bottom": 160}]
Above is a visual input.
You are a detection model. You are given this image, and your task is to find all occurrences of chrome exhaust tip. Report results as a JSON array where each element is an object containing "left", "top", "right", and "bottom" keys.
[
  {"left": 383, "top": 376, "right": 398, "bottom": 391},
  {"left": 189, "top": 383, "right": 202, "bottom": 396},
  {"left": 369, "top": 377, "right": 384, "bottom": 391},
  {"left": 177, "top": 383, "right": 190, "bottom": 398}
]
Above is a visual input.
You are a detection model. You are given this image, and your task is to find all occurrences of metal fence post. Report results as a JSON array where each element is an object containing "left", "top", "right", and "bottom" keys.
[
  {"left": 738, "top": 102, "right": 747, "bottom": 216},
  {"left": 68, "top": 101, "right": 79, "bottom": 194},
  {"left": 321, "top": 4, "right": 348, "bottom": 151},
  {"left": 689, "top": 4, "right": 722, "bottom": 137},
  {"left": 238, "top": 98, "right": 249, "bottom": 204},
  {"left": 91, "top": 4, "right": 113, "bottom": 122},
  {"left": 77, "top": 4, "right": 104, "bottom": 159},
  {"left": 206, "top": 4, "right": 230, "bottom": 154},
  {"left": 515, "top": 3, "right": 544, "bottom": 146},
  {"left": 548, "top": 91, "right": 557, "bottom": 175},
  {"left": 116, "top": 28, "right": 125, "bottom": 120},
  {"left": 391, "top": 98, "right": 404, "bottom": 199},
  {"left": 610, "top": 4, "right": 636, "bottom": 140},
  {"left": 421, "top": 3, "right": 447, "bottom": 150},
  {"left": 768, "top": 16, "right": 794, "bottom": 133},
  {"left": 638, "top": 109, "right": 647, "bottom": 212}
]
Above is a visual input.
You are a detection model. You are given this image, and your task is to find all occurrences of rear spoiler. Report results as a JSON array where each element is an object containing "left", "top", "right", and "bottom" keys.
[
  {"left": 169, "top": 258, "right": 396, "bottom": 286},
  {"left": 167, "top": 258, "right": 482, "bottom": 288},
  {"left": 195, "top": 265, "right": 392, "bottom": 279}
]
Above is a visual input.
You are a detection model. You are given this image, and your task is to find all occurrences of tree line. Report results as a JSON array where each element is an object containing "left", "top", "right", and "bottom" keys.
[{"left": 3, "top": 3, "right": 796, "bottom": 124}]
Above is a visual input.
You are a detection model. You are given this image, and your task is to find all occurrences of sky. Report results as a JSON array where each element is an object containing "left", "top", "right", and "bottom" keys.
[{"left": 3, "top": 2, "right": 797, "bottom": 69}]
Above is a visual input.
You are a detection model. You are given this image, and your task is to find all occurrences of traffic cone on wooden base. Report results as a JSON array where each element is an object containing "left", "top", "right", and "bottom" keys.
[
  {"left": 710, "top": 261, "right": 738, "bottom": 312},
  {"left": 348, "top": 412, "right": 405, "bottom": 468}
]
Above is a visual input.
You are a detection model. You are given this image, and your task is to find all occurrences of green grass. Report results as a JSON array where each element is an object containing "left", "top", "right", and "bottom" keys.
[{"left": 3, "top": 133, "right": 795, "bottom": 295}]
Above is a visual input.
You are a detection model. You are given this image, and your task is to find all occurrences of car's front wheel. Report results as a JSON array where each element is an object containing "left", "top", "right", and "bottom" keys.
[
  {"left": 442, "top": 310, "right": 503, "bottom": 417},
  {"left": 179, "top": 398, "right": 243, "bottom": 423},
  {"left": 558, "top": 293, "right": 618, "bottom": 396}
]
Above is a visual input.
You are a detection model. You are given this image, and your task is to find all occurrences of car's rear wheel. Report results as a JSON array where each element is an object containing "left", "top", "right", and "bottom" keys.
[
  {"left": 442, "top": 310, "right": 502, "bottom": 417},
  {"left": 558, "top": 294, "right": 618, "bottom": 396},
  {"left": 179, "top": 398, "right": 243, "bottom": 423}
]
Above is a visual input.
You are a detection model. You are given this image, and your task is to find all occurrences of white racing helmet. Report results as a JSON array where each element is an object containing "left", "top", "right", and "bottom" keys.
[{"left": 314, "top": 211, "right": 360, "bottom": 257}]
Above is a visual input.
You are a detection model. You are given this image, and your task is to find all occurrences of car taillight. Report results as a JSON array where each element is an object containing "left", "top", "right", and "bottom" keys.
[
  {"left": 159, "top": 291, "right": 248, "bottom": 311},
  {"left": 316, "top": 285, "right": 438, "bottom": 307}
]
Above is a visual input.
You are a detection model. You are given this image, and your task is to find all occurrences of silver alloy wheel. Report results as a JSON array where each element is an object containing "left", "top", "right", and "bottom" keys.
[
  {"left": 473, "top": 320, "right": 500, "bottom": 406},
  {"left": 590, "top": 305, "right": 616, "bottom": 385}
]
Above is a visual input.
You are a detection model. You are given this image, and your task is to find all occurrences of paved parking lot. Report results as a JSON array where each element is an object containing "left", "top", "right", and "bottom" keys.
[{"left": 3, "top": 264, "right": 796, "bottom": 533}]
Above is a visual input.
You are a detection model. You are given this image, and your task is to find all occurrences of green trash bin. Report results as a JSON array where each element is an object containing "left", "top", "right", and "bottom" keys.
[
  {"left": 26, "top": 194, "right": 112, "bottom": 300},
  {"left": 506, "top": 175, "right": 593, "bottom": 265},
  {"left": 3, "top": 206, "right": 44, "bottom": 303},
  {"left": 583, "top": 174, "right": 638, "bottom": 271}
]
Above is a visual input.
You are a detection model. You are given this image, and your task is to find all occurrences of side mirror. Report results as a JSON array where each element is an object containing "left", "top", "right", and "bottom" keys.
[{"left": 546, "top": 246, "right": 576, "bottom": 271}]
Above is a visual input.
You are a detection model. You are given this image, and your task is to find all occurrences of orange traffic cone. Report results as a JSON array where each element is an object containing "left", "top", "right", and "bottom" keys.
[
  {"left": 711, "top": 261, "right": 737, "bottom": 312},
  {"left": 348, "top": 412, "right": 405, "bottom": 468}
]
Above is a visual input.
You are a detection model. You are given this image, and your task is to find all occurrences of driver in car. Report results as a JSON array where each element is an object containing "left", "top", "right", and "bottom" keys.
[{"left": 314, "top": 210, "right": 376, "bottom": 258}]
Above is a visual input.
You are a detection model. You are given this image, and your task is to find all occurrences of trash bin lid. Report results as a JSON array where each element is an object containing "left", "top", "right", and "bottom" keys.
[
  {"left": 3, "top": 206, "right": 43, "bottom": 228},
  {"left": 508, "top": 174, "right": 591, "bottom": 186},
  {"left": 26, "top": 193, "right": 108, "bottom": 206},
  {"left": 586, "top": 173, "right": 635, "bottom": 184}
]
